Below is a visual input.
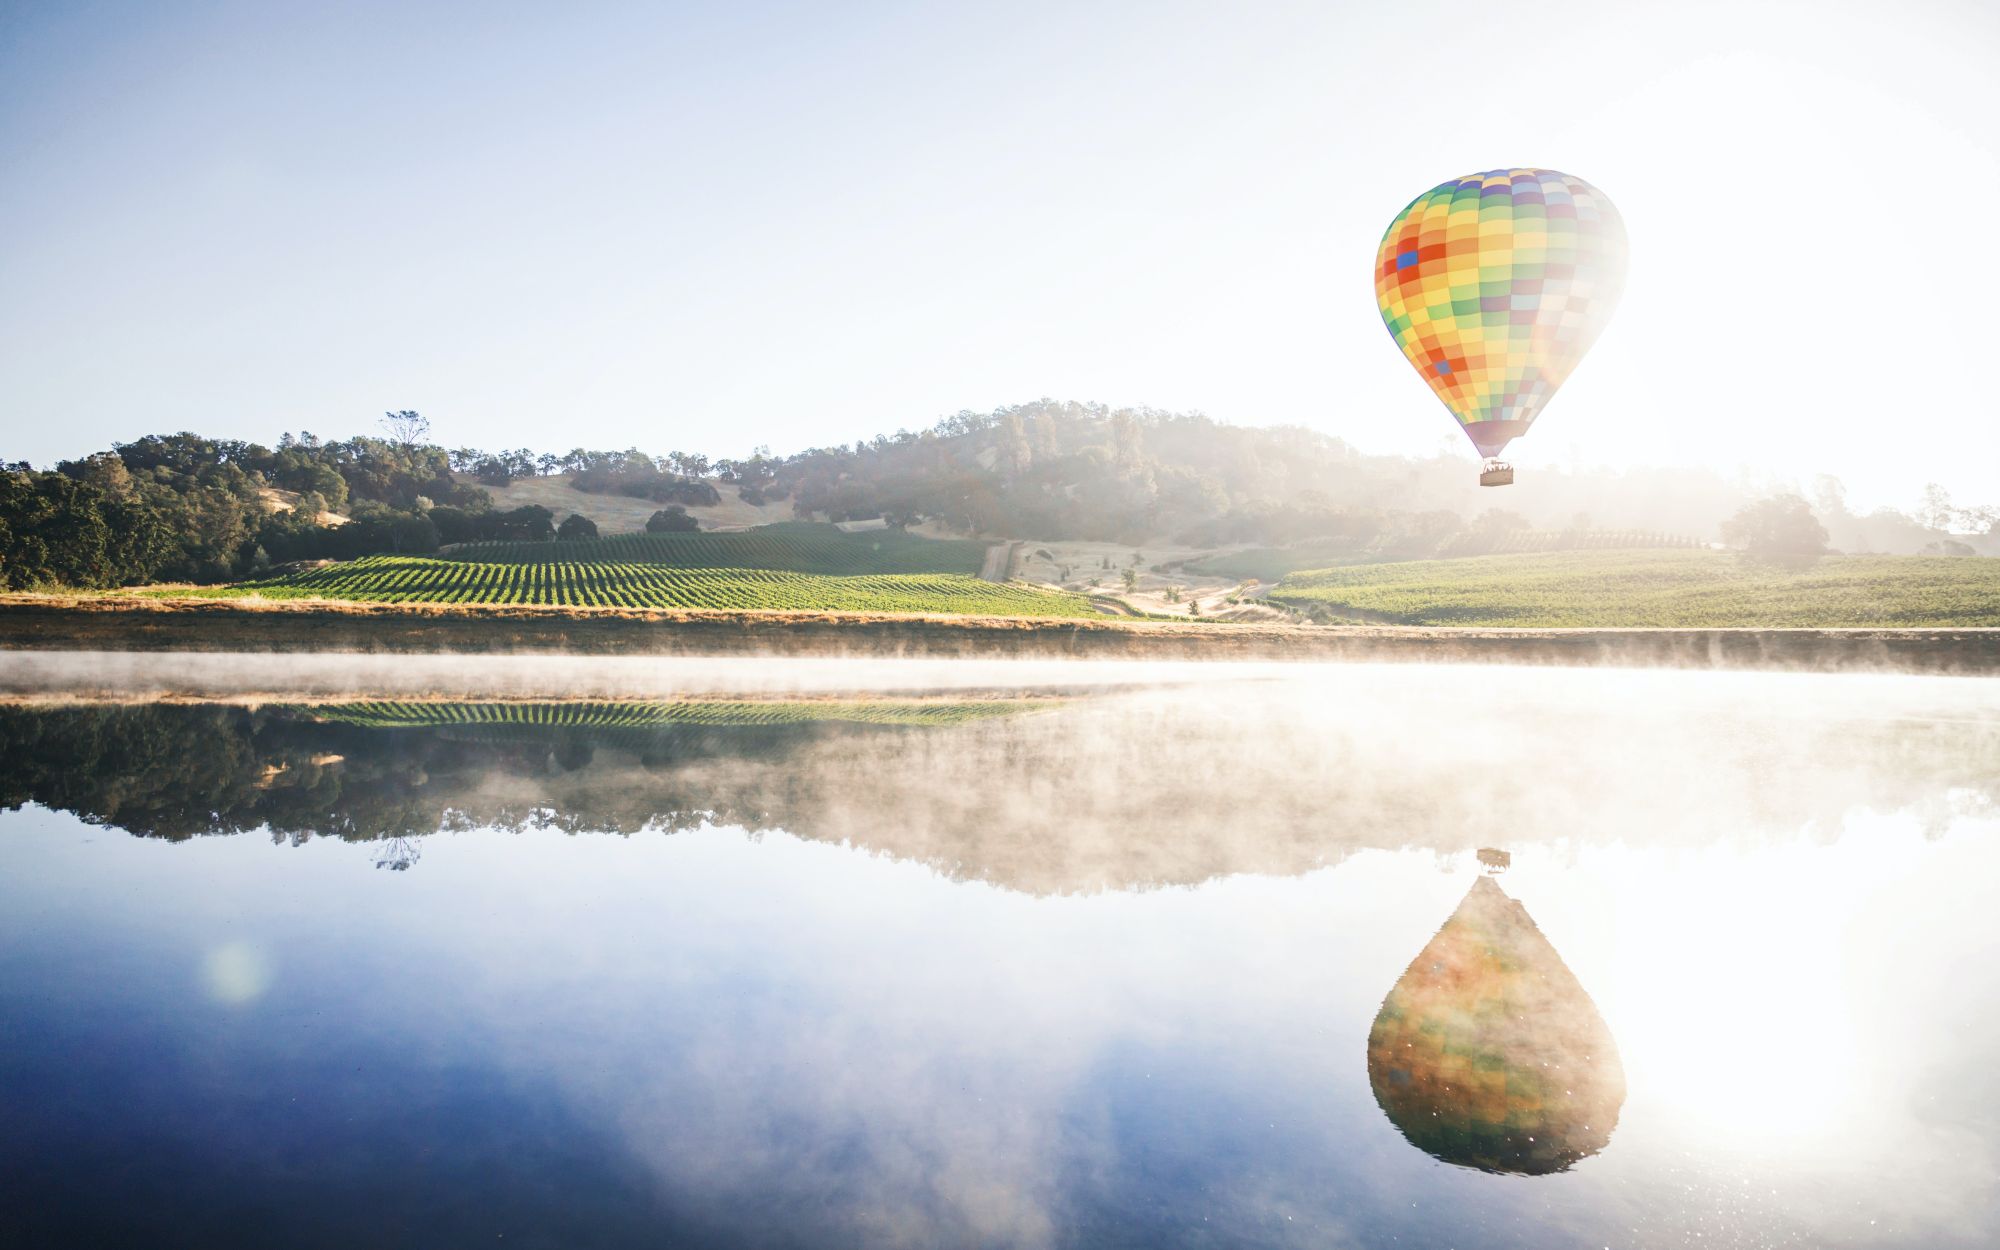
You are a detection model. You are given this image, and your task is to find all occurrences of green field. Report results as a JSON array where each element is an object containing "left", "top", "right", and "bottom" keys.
[
  {"left": 200, "top": 556, "right": 1097, "bottom": 616},
  {"left": 1185, "top": 541, "right": 1365, "bottom": 583},
  {"left": 451, "top": 521, "right": 985, "bottom": 575},
  {"left": 301, "top": 699, "right": 1034, "bottom": 730},
  {"left": 155, "top": 520, "right": 1081, "bottom": 615},
  {"left": 1187, "top": 530, "right": 1700, "bottom": 583},
  {"left": 1268, "top": 550, "right": 2000, "bottom": 627}
]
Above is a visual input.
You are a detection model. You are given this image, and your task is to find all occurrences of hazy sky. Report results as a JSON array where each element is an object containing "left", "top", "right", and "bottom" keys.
[{"left": 3, "top": 0, "right": 1995, "bottom": 509}]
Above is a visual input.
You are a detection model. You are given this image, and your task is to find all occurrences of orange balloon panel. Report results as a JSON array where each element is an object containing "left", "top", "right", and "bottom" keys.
[{"left": 1374, "top": 169, "right": 1626, "bottom": 458}]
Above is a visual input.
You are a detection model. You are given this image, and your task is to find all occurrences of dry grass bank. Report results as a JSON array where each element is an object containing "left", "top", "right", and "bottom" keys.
[{"left": 2, "top": 593, "right": 1998, "bottom": 674}]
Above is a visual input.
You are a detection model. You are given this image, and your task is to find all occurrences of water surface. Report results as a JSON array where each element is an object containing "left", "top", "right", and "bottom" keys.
[{"left": 3, "top": 662, "right": 1996, "bottom": 1248}]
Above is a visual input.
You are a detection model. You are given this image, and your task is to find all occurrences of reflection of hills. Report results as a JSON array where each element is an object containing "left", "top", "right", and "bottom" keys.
[
  {"left": 1368, "top": 877, "right": 1624, "bottom": 1174},
  {"left": 0, "top": 701, "right": 1040, "bottom": 845},
  {"left": 4, "top": 683, "right": 1999, "bottom": 894}
]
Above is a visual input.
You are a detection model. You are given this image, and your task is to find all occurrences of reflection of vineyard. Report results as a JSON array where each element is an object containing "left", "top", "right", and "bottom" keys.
[
  {"left": 307, "top": 700, "right": 1035, "bottom": 730},
  {"left": 6, "top": 687, "right": 1999, "bottom": 894}
]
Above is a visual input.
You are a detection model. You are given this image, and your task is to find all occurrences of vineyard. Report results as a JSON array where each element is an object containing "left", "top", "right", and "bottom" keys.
[
  {"left": 300, "top": 699, "right": 1036, "bottom": 730},
  {"left": 1268, "top": 550, "right": 2000, "bottom": 627},
  {"left": 448, "top": 521, "right": 986, "bottom": 575},
  {"left": 209, "top": 555, "right": 1099, "bottom": 616}
]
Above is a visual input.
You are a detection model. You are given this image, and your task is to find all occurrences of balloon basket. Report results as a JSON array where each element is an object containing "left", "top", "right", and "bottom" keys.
[{"left": 1478, "top": 460, "right": 1514, "bottom": 487}]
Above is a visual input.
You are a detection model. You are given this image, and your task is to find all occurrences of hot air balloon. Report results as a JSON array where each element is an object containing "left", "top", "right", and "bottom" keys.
[
  {"left": 1367, "top": 870, "right": 1625, "bottom": 1174},
  {"left": 1374, "top": 169, "right": 1626, "bottom": 486}
]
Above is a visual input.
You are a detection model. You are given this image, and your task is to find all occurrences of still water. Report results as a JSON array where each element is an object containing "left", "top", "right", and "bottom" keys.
[{"left": 2, "top": 661, "right": 1997, "bottom": 1248}]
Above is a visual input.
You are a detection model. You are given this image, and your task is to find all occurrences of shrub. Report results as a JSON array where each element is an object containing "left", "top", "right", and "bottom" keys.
[
  {"left": 1721, "top": 495, "right": 1829, "bottom": 568},
  {"left": 645, "top": 507, "right": 700, "bottom": 534}
]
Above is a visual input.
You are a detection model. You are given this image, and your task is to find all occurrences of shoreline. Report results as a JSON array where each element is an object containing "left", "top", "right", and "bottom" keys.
[{"left": 3, "top": 594, "right": 1999, "bottom": 676}]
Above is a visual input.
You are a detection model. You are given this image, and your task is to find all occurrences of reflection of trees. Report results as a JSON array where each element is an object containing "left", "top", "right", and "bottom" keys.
[
  {"left": 0, "top": 704, "right": 891, "bottom": 843},
  {"left": 1367, "top": 876, "right": 1624, "bottom": 1175},
  {"left": 371, "top": 836, "right": 422, "bottom": 871},
  {"left": 4, "top": 688, "right": 1999, "bottom": 896}
]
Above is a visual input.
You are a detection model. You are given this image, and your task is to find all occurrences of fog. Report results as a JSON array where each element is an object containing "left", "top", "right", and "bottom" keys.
[{"left": 7, "top": 656, "right": 1994, "bottom": 896}]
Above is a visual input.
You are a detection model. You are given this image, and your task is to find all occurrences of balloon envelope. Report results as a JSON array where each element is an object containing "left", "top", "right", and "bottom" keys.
[{"left": 1374, "top": 168, "right": 1626, "bottom": 458}]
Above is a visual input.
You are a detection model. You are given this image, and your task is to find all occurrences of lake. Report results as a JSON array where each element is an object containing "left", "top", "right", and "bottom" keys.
[{"left": 3, "top": 658, "right": 1997, "bottom": 1248}]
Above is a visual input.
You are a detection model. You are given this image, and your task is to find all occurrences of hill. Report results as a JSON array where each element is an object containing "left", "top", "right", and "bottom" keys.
[
  {"left": 1267, "top": 550, "right": 2000, "bottom": 627},
  {"left": 471, "top": 472, "right": 773, "bottom": 532}
]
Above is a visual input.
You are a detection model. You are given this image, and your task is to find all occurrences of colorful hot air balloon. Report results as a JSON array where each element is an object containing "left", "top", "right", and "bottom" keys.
[{"left": 1374, "top": 169, "right": 1627, "bottom": 485}]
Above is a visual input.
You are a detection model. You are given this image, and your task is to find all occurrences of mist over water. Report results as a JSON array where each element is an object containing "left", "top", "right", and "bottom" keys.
[{"left": 3, "top": 658, "right": 1997, "bottom": 1247}]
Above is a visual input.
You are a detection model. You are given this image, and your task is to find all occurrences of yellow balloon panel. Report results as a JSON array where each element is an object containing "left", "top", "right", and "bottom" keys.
[{"left": 1374, "top": 169, "right": 1626, "bottom": 457}]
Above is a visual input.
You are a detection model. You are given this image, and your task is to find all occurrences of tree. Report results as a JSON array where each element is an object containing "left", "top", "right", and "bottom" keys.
[
  {"left": 1720, "top": 495, "right": 1829, "bottom": 568},
  {"left": 1121, "top": 567, "right": 1138, "bottom": 593},
  {"left": 556, "top": 513, "right": 599, "bottom": 541},
  {"left": 1919, "top": 483, "right": 1954, "bottom": 532},
  {"left": 646, "top": 507, "right": 699, "bottom": 533},
  {"left": 0, "top": 470, "right": 174, "bottom": 589},
  {"left": 380, "top": 410, "right": 430, "bottom": 448}
]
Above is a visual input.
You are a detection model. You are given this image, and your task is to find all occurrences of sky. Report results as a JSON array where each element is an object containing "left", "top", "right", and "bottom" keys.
[{"left": 2, "top": 0, "right": 1996, "bottom": 510}]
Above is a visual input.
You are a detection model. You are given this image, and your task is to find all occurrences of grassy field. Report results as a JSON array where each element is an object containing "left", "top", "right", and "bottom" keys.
[
  {"left": 451, "top": 522, "right": 987, "bottom": 575},
  {"left": 1187, "top": 530, "right": 1700, "bottom": 583},
  {"left": 195, "top": 557, "right": 1098, "bottom": 616},
  {"left": 1268, "top": 550, "right": 2000, "bottom": 627}
]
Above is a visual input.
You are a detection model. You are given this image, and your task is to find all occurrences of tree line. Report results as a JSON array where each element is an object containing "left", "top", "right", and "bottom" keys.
[{"left": 5, "top": 399, "right": 1994, "bottom": 590}]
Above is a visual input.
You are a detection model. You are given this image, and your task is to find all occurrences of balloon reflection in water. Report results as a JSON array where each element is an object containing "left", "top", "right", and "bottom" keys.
[{"left": 1367, "top": 874, "right": 1625, "bottom": 1175}]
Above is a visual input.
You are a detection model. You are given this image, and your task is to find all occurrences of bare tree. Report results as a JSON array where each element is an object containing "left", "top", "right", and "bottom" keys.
[{"left": 380, "top": 410, "right": 430, "bottom": 448}]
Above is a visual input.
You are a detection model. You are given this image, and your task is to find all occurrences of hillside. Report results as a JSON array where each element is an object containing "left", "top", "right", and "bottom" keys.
[
  {"left": 470, "top": 472, "right": 774, "bottom": 532},
  {"left": 1268, "top": 550, "right": 2000, "bottom": 627}
]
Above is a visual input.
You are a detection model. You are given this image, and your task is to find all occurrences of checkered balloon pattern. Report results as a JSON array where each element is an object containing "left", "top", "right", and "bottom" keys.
[{"left": 1374, "top": 169, "right": 1626, "bottom": 458}]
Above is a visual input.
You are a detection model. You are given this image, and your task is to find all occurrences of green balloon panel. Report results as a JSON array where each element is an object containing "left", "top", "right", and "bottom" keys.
[{"left": 1375, "top": 169, "right": 1626, "bottom": 457}]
